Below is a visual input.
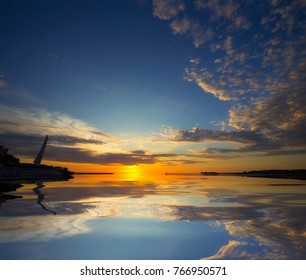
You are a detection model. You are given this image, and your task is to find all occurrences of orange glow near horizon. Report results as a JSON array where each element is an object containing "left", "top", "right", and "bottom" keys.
[{"left": 20, "top": 152, "right": 306, "bottom": 180}]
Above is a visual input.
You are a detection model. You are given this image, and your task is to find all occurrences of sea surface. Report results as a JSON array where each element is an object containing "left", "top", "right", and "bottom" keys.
[{"left": 1, "top": 174, "right": 306, "bottom": 260}]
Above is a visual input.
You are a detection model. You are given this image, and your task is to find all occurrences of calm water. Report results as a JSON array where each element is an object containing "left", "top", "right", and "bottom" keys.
[{"left": 0, "top": 175, "right": 306, "bottom": 260}]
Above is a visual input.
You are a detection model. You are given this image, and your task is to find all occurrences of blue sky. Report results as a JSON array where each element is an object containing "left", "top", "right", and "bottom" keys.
[{"left": 1, "top": 0, "right": 306, "bottom": 172}]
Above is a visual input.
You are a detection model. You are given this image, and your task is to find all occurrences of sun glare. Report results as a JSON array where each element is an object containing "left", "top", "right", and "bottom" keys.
[{"left": 123, "top": 165, "right": 140, "bottom": 181}]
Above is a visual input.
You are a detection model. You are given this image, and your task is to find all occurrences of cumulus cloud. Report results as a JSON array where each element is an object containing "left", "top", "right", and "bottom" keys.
[
  {"left": 171, "top": 16, "right": 214, "bottom": 47},
  {"left": 223, "top": 36, "right": 233, "bottom": 54},
  {"left": 170, "top": 16, "right": 191, "bottom": 34},
  {"left": 165, "top": 0, "right": 306, "bottom": 156},
  {"left": 228, "top": 68, "right": 306, "bottom": 148},
  {"left": 152, "top": 0, "right": 306, "bottom": 104},
  {"left": 151, "top": 0, "right": 252, "bottom": 49},
  {"left": 152, "top": 0, "right": 185, "bottom": 20},
  {"left": 195, "top": 0, "right": 251, "bottom": 30},
  {"left": 195, "top": 0, "right": 239, "bottom": 17},
  {"left": 159, "top": 126, "right": 278, "bottom": 151},
  {"left": 157, "top": 123, "right": 306, "bottom": 157},
  {"left": 152, "top": 0, "right": 214, "bottom": 48},
  {"left": 184, "top": 54, "right": 306, "bottom": 153}
]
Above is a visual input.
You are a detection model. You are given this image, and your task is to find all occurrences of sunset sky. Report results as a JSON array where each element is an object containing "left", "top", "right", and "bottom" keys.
[{"left": 0, "top": 0, "right": 306, "bottom": 174}]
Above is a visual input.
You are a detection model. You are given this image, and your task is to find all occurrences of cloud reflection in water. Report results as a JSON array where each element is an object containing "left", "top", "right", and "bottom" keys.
[{"left": 0, "top": 176, "right": 306, "bottom": 259}]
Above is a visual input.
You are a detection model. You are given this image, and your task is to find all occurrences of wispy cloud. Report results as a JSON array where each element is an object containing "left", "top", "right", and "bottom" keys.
[
  {"left": 0, "top": 76, "right": 7, "bottom": 93},
  {"left": 0, "top": 119, "right": 184, "bottom": 166},
  {"left": 0, "top": 104, "right": 120, "bottom": 163},
  {"left": 184, "top": 65, "right": 235, "bottom": 100},
  {"left": 48, "top": 53, "right": 65, "bottom": 62},
  {"left": 0, "top": 104, "right": 112, "bottom": 142},
  {"left": 42, "top": 146, "right": 179, "bottom": 165},
  {"left": 0, "top": 76, "right": 42, "bottom": 105},
  {"left": 202, "top": 240, "right": 247, "bottom": 260},
  {"left": 0, "top": 202, "right": 117, "bottom": 243},
  {"left": 0, "top": 104, "right": 207, "bottom": 166}
]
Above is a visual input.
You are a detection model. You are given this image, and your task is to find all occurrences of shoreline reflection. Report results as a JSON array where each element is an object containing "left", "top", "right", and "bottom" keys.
[{"left": 0, "top": 182, "right": 23, "bottom": 206}]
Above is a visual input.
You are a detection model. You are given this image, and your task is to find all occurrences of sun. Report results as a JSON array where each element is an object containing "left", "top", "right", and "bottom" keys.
[{"left": 123, "top": 165, "right": 140, "bottom": 181}]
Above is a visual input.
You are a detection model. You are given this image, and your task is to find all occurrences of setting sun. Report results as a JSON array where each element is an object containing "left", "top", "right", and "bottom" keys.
[{"left": 123, "top": 165, "right": 140, "bottom": 181}]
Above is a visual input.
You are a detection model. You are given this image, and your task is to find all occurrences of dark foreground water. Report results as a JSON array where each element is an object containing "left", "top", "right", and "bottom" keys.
[{"left": 0, "top": 175, "right": 306, "bottom": 260}]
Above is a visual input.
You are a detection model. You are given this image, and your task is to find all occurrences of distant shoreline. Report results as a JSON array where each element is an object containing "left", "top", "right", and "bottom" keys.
[{"left": 202, "top": 170, "right": 306, "bottom": 180}]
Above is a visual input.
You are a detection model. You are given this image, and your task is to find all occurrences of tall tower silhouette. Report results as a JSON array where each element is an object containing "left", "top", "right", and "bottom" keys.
[{"left": 33, "top": 135, "right": 48, "bottom": 166}]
